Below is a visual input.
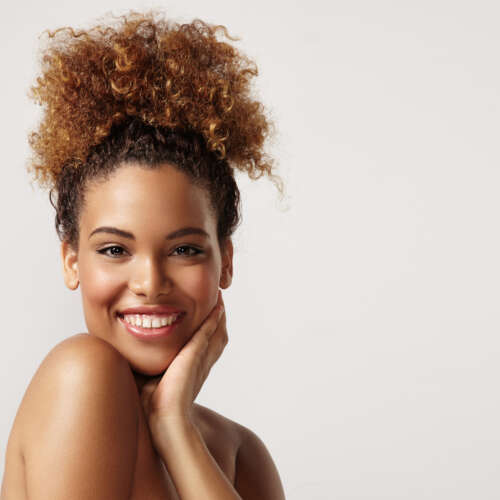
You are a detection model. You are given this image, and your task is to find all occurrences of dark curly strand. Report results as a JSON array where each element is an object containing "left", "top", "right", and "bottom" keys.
[{"left": 52, "top": 119, "right": 241, "bottom": 249}]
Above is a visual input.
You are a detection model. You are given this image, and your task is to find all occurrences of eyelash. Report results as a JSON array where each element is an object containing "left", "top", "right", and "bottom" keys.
[{"left": 97, "top": 245, "right": 203, "bottom": 258}]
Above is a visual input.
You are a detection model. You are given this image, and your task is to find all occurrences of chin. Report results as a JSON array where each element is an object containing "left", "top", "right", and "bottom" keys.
[
  {"left": 126, "top": 350, "right": 176, "bottom": 376},
  {"left": 127, "top": 360, "right": 165, "bottom": 377}
]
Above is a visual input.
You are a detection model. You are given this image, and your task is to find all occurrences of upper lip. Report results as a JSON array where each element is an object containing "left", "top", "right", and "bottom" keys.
[{"left": 118, "top": 305, "right": 184, "bottom": 316}]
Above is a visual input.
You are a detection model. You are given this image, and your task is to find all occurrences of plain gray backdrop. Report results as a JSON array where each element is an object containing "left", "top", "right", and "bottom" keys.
[{"left": 1, "top": 1, "right": 500, "bottom": 498}]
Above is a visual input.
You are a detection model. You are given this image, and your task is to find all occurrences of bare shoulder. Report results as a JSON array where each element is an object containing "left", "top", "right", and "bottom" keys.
[
  {"left": 193, "top": 403, "right": 242, "bottom": 446},
  {"left": 232, "top": 417, "right": 286, "bottom": 499},
  {"left": 16, "top": 334, "right": 129, "bottom": 436},
  {"left": 39, "top": 331, "right": 125, "bottom": 367},
  {"left": 13, "top": 333, "right": 140, "bottom": 500},
  {"left": 192, "top": 403, "right": 242, "bottom": 485},
  {"left": 193, "top": 404, "right": 285, "bottom": 499}
]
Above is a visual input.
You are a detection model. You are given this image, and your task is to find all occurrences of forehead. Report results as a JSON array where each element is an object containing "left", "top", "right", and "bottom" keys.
[{"left": 80, "top": 162, "right": 216, "bottom": 236}]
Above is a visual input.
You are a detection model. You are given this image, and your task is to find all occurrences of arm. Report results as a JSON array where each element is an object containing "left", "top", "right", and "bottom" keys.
[
  {"left": 152, "top": 417, "right": 242, "bottom": 500},
  {"left": 141, "top": 293, "right": 285, "bottom": 498},
  {"left": 140, "top": 294, "right": 242, "bottom": 499},
  {"left": 152, "top": 417, "right": 286, "bottom": 500}
]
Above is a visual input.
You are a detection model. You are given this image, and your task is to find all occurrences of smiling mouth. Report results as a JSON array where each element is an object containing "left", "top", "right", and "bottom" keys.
[
  {"left": 118, "top": 312, "right": 181, "bottom": 329},
  {"left": 117, "top": 312, "right": 185, "bottom": 340}
]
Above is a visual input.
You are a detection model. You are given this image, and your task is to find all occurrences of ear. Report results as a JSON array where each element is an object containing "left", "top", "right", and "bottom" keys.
[
  {"left": 219, "top": 238, "right": 233, "bottom": 289},
  {"left": 61, "top": 240, "right": 80, "bottom": 290}
]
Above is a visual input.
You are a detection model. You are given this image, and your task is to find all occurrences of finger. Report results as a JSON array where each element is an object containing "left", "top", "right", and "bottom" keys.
[
  {"left": 216, "top": 289, "right": 222, "bottom": 306},
  {"left": 214, "top": 289, "right": 227, "bottom": 314},
  {"left": 200, "top": 300, "right": 225, "bottom": 340},
  {"left": 193, "top": 305, "right": 226, "bottom": 368},
  {"left": 190, "top": 308, "right": 228, "bottom": 402},
  {"left": 204, "top": 308, "right": 228, "bottom": 368},
  {"left": 207, "top": 292, "right": 226, "bottom": 345},
  {"left": 211, "top": 303, "right": 227, "bottom": 341},
  {"left": 182, "top": 306, "right": 222, "bottom": 365},
  {"left": 184, "top": 292, "right": 225, "bottom": 361},
  {"left": 195, "top": 332, "right": 226, "bottom": 395}
]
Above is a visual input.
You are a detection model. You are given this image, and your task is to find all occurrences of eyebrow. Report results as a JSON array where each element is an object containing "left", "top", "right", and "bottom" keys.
[{"left": 88, "top": 226, "right": 209, "bottom": 240}]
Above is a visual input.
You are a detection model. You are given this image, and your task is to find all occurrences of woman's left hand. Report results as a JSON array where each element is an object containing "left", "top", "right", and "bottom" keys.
[{"left": 138, "top": 290, "right": 227, "bottom": 429}]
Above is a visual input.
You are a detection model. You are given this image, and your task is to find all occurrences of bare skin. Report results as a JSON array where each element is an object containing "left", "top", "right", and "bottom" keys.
[
  {"left": 0, "top": 163, "right": 285, "bottom": 499},
  {"left": 1, "top": 334, "right": 244, "bottom": 499}
]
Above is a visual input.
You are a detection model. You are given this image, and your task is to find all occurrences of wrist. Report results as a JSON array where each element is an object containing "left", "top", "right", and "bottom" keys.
[
  {"left": 148, "top": 411, "right": 198, "bottom": 441},
  {"left": 149, "top": 413, "right": 203, "bottom": 462}
]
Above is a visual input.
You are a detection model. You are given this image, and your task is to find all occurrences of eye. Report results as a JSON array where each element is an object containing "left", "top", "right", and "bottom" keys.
[
  {"left": 97, "top": 245, "right": 127, "bottom": 258},
  {"left": 172, "top": 245, "right": 203, "bottom": 257}
]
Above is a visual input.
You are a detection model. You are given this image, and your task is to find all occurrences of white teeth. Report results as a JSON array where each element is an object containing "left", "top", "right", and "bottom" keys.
[{"left": 123, "top": 313, "right": 179, "bottom": 329}]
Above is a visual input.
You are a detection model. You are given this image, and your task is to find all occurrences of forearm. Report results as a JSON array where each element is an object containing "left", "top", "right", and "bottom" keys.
[{"left": 152, "top": 417, "right": 242, "bottom": 500}]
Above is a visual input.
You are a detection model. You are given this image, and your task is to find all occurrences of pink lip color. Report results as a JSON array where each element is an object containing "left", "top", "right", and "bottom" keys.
[
  {"left": 119, "top": 305, "right": 183, "bottom": 315},
  {"left": 118, "top": 313, "right": 184, "bottom": 340}
]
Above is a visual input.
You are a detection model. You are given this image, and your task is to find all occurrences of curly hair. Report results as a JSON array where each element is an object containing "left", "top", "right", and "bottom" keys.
[{"left": 27, "top": 10, "right": 281, "bottom": 249}]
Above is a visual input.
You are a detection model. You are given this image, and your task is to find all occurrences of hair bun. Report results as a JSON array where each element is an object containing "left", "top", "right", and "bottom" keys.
[{"left": 28, "top": 10, "right": 278, "bottom": 190}]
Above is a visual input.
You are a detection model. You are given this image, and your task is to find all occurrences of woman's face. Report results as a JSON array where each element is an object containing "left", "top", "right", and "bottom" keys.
[{"left": 61, "top": 162, "right": 233, "bottom": 376}]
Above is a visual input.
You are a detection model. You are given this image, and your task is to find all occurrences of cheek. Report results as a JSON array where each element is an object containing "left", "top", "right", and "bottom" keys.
[
  {"left": 80, "top": 262, "right": 124, "bottom": 308},
  {"left": 179, "top": 264, "right": 220, "bottom": 310}
]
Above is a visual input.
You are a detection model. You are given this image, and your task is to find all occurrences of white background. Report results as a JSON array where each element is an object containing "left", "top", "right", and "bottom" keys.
[{"left": 1, "top": 1, "right": 500, "bottom": 498}]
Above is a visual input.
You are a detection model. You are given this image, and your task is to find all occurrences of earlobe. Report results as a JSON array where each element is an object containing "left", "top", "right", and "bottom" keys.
[
  {"left": 219, "top": 238, "right": 234, "bottom": 289},
  {"left": 61, "top": 241, "right": 80, "bottom": 290}
]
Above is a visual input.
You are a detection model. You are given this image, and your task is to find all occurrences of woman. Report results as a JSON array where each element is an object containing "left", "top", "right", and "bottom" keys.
[{"left": 1, "top": 10, "right": 285, "bottom": 499}]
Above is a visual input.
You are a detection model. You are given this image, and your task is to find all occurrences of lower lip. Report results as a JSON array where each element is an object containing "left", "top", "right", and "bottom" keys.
[{"left": 118, "top": 314, "right": 184, "bottom": 340}]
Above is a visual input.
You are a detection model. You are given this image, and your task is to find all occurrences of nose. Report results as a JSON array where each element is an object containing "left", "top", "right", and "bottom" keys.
[{"left": 128, "top": 254, "right": 172, "bottom": 299}]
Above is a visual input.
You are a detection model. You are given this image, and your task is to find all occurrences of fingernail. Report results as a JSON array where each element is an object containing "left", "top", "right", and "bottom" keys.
[{"left": 218, "top": 304, "right": 224, "bottom": 318}]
